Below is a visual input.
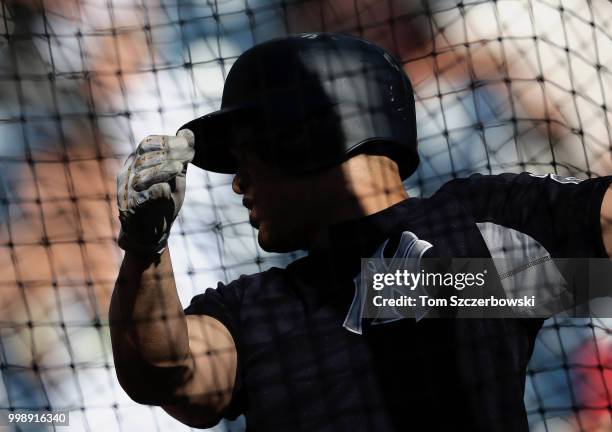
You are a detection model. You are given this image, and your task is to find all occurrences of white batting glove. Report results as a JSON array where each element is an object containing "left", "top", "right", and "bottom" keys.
[{"left": 117, "top": 130, "right": 195, "bottom": 255}]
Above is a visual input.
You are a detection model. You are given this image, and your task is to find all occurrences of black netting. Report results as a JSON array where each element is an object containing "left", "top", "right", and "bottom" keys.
[{"left": 1, "top": 0, "right": 611, "bottom": 430}]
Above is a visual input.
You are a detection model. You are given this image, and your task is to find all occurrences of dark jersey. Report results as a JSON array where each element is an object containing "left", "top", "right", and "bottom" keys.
[{"left": 185, "top": 172, "right": 612, "bottom": 431}]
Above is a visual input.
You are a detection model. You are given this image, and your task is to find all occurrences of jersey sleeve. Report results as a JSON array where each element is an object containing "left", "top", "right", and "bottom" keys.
[
  {"left": 184, "top": 278, "right": 245, "bottom": 420},
  {"left": 438, "top": 172, "right": 612, "bottom": 258}
]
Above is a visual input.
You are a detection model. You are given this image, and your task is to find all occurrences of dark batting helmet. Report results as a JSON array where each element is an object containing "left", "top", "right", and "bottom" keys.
[{"left": 178, "top": 32, "right": 419, "bottom": 179}]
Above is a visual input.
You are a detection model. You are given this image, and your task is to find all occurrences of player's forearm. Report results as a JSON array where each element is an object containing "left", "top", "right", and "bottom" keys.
[{"left": 109, "top": 248, "right": 193, "bottom": 403}]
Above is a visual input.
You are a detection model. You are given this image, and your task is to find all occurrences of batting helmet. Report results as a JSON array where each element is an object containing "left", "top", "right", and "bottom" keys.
[{"left": 178, "top": 32, "right": 419, "bottom": 179}]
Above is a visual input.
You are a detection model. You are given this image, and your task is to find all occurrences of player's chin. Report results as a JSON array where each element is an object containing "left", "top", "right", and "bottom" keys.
[{"left": 256, "top": 225, "right": 302, "bottom": 253}]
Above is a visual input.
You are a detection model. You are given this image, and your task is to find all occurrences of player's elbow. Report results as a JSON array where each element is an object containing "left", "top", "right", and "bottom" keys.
[
  {"left": 121, "top": 384, "right": 161, "bottom": 407},
  {"left": 162, "top": 403, "right": 224, "bottom": 429},
  {"left": 172, "top": 417, "right": 221, "bottom": 430},
  {"left": 114, "top": 360, "right": 193, "bottom": 407},
  {"left": 114, "top": 365, "right": 164, "bottom": 406}
]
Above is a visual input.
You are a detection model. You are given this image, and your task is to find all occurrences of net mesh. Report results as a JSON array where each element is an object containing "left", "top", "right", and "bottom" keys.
[{"left": 0, "top": 0, "right": 612, "bottom": 430}]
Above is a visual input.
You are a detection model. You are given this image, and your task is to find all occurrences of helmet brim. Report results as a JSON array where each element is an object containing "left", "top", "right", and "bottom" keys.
[
  {"left": 177, "top": 105, "right": 256, "bottom": 174},
  {"left": 179, "top": 103, "right": 420, "bottom": 180}
]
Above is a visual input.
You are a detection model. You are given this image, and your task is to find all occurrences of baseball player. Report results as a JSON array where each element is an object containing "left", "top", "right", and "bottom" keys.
[{"left": 110, "top": 33, "right": 612, "bottom": 431}]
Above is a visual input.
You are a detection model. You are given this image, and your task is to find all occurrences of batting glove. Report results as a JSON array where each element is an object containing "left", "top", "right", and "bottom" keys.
[{"left": 117, "top": 130, "right": 195, "bottom": 255}]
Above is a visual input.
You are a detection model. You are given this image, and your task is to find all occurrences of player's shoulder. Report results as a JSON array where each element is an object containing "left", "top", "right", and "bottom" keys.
[
  {"left": 220, "top": 255, "right": 312, "bottom": 301},
  {"left": 435, "top": 171, "right": 514, "bottom": 193},
  {"left": 185, "top": 260, "right": 305, "bottom": 318},
  {"left": 434, "top": 171, "right": 583, "bottom": 197}
]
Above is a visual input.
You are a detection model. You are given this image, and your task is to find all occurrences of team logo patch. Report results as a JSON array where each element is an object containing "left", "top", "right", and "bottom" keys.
[{"left": 343, "top": 231, "right": 433, "bottom": 335}]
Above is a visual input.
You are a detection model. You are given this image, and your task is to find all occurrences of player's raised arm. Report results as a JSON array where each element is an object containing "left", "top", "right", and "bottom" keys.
[
  {"left": 439, "top": 172, "right": 612, "bottom": 259},
  {"left": 109, "top": 133, "right": 237, "bottom": 428}
]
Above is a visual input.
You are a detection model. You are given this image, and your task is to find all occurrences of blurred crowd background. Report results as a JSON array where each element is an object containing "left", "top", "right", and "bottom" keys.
[{"left": 1, "top": 0, "right": 612, "bottom": 430}]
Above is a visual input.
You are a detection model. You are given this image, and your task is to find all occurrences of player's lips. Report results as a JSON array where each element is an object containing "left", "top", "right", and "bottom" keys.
[
  {"left": 242, "top": 197, "right": 260, "bottom": 228},
  {"left": 248, "top": 208, "right": 260, "bottom": 228},
  {"left": 248, "top": 212, "right": 260, "bottom": 228}
]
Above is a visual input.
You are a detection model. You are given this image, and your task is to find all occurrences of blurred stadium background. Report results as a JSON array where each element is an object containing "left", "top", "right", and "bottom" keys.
[{"left": 1, "top": 0, "right": 612, "bottom": 430}]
